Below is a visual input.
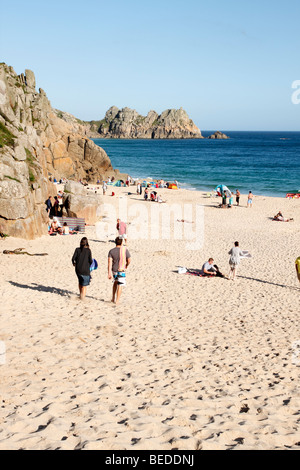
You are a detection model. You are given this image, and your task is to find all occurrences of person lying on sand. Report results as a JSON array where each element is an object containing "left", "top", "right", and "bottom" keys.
[{"left": 273, "top": 211, "right": 294, "bottom": 222}]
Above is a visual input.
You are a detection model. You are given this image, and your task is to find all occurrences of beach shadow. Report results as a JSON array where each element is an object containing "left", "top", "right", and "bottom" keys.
[
  {"left": 8, "top": 281, "right": 104, "bottom": 301},
  {"left": 237, "top": 276, "right": 300, "bottom": 291}
]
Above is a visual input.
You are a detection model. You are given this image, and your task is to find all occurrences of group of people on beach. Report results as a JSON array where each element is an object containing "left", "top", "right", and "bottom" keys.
[
  {"left": 72, "top": 235, "right": 131, "bottom": 305},
  {"left": 200, "top": 241, "right": 246, "bottom": 281},
  {"left": 45, "top": 191, "right": 65, "bottom": 217},
  {"left": 220, "top": 189, "right": 253, "bottom": 208},
  {"left": 48, "top": 217, "right": 76, "bottom": 235}
]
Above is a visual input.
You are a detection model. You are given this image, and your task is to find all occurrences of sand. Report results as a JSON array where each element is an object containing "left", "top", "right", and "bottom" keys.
[{"left": 0, "top": 185, "right": 299, "bottom": 450}]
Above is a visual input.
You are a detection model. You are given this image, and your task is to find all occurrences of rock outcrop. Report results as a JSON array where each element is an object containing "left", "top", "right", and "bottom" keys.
[
  {"left": 63, "top": 181, "right": 101, "bottom": 225},
  {"left": 95, "top": 106, "right": 203, "bottom": 139},
  {"left": 0, "top": 63, "right": 118, "bottom": 239},
  {"left": 207, "top": 131, "right": 229, "bottom": 139}
]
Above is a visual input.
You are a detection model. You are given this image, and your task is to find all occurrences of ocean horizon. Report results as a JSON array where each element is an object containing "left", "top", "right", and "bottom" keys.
[{"left": 93, "top": 131, "right": 300, "bottom": 197}]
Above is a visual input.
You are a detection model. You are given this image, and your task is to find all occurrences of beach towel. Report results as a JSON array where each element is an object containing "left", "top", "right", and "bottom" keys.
[
  {"left": 118, "top": 246, "right": 127, "bottom": 272},
  {"left": 240, "top": 251, "right": 252, "bottom": 259},
  {"left": 177, "top": 267, "right": 214, "bottom": 277}
]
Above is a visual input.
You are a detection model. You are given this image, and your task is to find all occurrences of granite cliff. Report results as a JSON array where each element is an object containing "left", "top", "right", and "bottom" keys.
[
  {"left": 0, "top": 63, "right": 118, "bottom": 239},
  {"left": 94, "top": 106, "right": 203, "bottom": 139}
]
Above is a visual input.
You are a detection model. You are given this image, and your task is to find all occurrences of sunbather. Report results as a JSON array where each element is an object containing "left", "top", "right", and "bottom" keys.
[{"left": 273, "top": 211, "right": 294, "bottom": 222}]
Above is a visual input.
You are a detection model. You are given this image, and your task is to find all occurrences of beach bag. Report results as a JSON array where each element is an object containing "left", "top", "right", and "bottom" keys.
[
  {"left": 178, "top": 267, "right": 187, "bottom": 274},
  {"left": 90, "top": 259, "right": 98, "bottom": 272}
]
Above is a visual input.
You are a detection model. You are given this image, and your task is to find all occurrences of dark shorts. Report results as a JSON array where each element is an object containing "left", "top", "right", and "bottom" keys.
[{"left": 77, "top": 274, "right": 91, "bottom": 286}]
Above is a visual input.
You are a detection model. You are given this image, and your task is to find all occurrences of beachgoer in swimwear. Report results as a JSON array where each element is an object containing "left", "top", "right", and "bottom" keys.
[
  {"left": 273, "top": 211, "right": 293, "bottom": 222},
  {"left": 247, "top": 191, "right": 253, "bottom": 208},
  {"left": 49, "top": 217, "right": 62, "bottom": 234},
  {"left": 108, "top": 237, "right": 131, "bottom": 305}
]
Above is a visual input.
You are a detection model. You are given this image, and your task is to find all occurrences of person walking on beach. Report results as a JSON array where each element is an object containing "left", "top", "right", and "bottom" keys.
[
  {"left": 117, "top": 218, "right": 127, "bottom": 243},
  {"left": 235, "top": 189, "right": 240, "bottom": 206},
  {"left": 228, "top": 241, "right": 244, "bottom": 281},
  {"left": 102, "top": 180, "right": 107, "bottom": 195},
  {"left": 108, "top": 237, "right": 131, "bottom": 305},
  {"left": 72, "top": 237, "right": 93, "bottom": 300},
  {"left": 295, "top": 256, "right": 300, "bottom": 284},
  {"left": 247, "top": 191, "right": 253, "bottom": 208}
]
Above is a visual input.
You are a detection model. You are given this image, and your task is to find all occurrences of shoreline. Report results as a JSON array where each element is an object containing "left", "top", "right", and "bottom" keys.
[
  {"left": 83, "top": 178, "right": 295, "bottom": 201},
  {"left": 91, "top": 132, "right": 300, "bottom": 199}
]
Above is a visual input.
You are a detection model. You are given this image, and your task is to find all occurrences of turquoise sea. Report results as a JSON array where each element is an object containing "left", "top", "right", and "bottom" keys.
[{"left": 93, "top": 132, "right": 300, "bottom": 197}]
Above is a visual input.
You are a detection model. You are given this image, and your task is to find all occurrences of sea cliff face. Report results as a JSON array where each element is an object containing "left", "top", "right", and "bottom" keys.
[
  {"left": 94, "top": 106, "right": 203, "bottom": 139},
  {"left": 0, "top": 64, "right": 116, "bottom": 238}
]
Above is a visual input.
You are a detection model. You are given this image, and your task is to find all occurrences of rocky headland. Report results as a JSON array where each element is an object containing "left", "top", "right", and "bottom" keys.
[
  {"left": 92, "top": 106, "right": 203, "bottom": 139},
  {"left": 0, "top": 63, "right": 121, "bottom": 239}
]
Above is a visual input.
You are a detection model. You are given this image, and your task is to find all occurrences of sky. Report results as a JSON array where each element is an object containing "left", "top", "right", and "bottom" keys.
[{"left": 1, "top": 0, "right": 300, "bottom": 130}]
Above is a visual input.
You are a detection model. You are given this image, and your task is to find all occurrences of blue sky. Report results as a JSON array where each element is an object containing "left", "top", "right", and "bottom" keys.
[{"left": 1, "top": 0, "right": 300, "bottom": 130}]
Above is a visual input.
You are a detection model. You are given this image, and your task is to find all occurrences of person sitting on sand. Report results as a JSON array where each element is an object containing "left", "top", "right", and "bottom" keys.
[
  {"left": 62, "top": 222, "right": 70, "bottom": 235},
  {"left": 150, "top": 191, "right": 157, "bottom": 202},
  {"left": 157, "top": 195, "right": 166, "bottom": 203},
  {"left": 201, "top": 258, "right": 225, "bottom": 278},
  {"left": 49, "top": 217, "right": 62, "bottom": 235},
  {"left": 273, "top": 211, "right": 294, "bottom": 222}
]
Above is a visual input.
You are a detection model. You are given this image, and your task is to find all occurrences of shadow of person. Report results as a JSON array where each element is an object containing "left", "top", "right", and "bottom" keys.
[
  {"left": 237, "top": 275, "right": 300, "bottom": 291},
  {"left": 8, "top": 281, "right": 104, "bottom": 300}
]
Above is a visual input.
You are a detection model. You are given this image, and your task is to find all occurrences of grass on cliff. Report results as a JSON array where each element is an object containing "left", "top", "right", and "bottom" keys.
[
  {"left": 0, "top": 122, "right": 16, "bottom": 148},
  {"left": 25, "top": 147, "right": 38, "bottom": 183}
]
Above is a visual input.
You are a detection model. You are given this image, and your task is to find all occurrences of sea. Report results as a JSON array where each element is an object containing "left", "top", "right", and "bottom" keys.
[{"left": 93, "top": 131, "right": 300, "bottom": 197}]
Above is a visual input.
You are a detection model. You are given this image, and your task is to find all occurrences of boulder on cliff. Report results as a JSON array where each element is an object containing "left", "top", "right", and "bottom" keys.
[{"left": 63, "top": 181, "right": 101, "bottom": 225}]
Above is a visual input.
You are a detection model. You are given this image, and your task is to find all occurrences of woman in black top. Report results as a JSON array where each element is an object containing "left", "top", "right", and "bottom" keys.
[{"left": 72, "top": 237, "right": 93, "bottom": 300}]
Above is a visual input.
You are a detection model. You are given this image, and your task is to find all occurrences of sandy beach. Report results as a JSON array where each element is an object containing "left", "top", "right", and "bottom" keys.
[{"left": 0, "top": 185, "right": 299, "bottom": 450}]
